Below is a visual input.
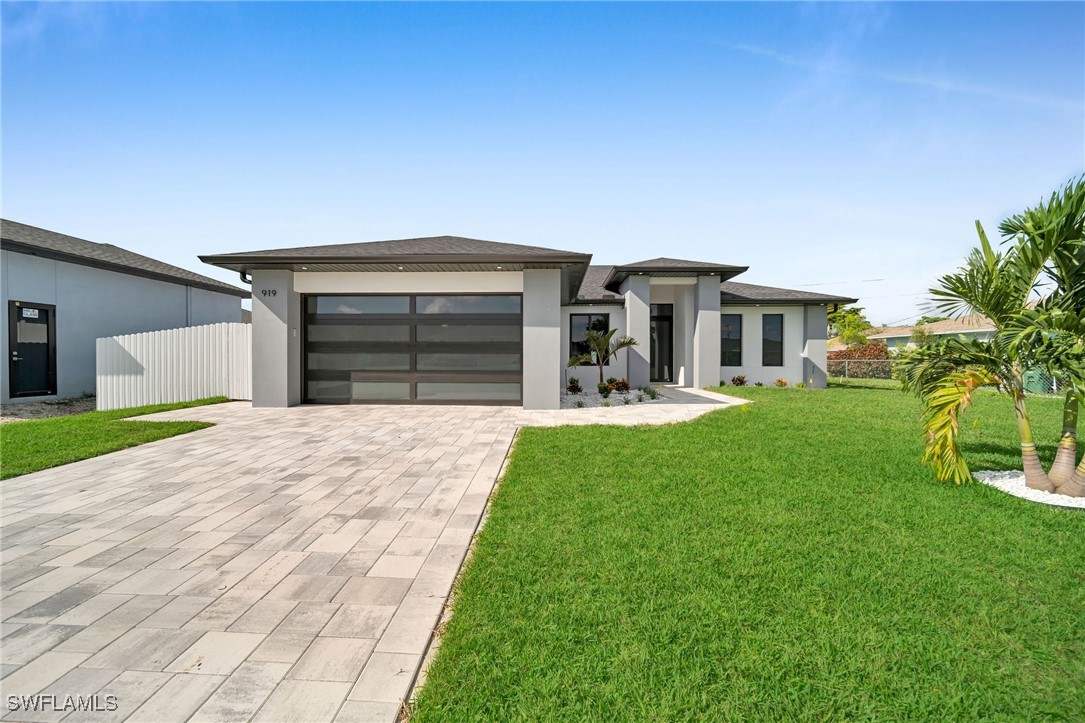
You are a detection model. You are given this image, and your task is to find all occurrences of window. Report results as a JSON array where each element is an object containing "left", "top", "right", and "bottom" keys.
[
  {"left": 312, "top": 296, "right": 409, "bottom": 315},
  {"left": 569, "top": 314, "right": 610, "bottom": 365},
  {"left": 721, "top": 314, "right": 742, "bottom": 366},
  {"left": 762, "top": 314, "right": 784, "bottom": 366},
  {"left": 416, "top": 295, "right": 520, "bottom": 314}
]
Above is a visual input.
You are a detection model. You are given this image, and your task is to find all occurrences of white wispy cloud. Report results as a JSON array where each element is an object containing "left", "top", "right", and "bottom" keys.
[{"left": 727, "top": 42, "right": 1081, "bottom": 112}]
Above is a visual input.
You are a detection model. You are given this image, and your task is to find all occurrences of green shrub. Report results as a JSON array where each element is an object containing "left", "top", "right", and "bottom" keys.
[
  {"left": 795, "top": 381, "right": 806, "bottom": 389},
  {"left": 754, "top": 381, "right": 764, "bottom": 387},
  {"left": 574, "top": 399, "right": 586, "bottom": 408},
  {"left": 637, "top": 393, "right": 646, "bottom": 403},
  {"left": 602, "top": 399, "right": 612, "bottom": 408},
  {"left": 597, "top": 383, "right": 611, "bottom": 398}
]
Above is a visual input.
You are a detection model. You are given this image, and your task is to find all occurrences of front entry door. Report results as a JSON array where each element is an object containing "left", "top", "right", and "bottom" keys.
[
  {"left": 8, "top": 301, "right": 57, "bottom": 397},
  {"left": 650, "top": 303, "right": 673, "bottom": 383}
]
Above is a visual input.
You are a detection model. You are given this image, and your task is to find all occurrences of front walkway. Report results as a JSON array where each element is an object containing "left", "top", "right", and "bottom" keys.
[{"left": 0, "top": 392, "right": 740, "bottom": 722}]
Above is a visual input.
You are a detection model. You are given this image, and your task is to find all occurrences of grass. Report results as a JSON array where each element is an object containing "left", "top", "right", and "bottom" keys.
[
  {"left": 0, "top": 397, "right": 225, "bottom": 479},
  {"left": 413, "top": 384, "right": 1085, "bottom": 720}
]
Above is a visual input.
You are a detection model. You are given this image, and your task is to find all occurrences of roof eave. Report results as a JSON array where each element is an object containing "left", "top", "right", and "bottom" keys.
[{"left": 602, "top": 265, "right": 749, "bottom": 292}]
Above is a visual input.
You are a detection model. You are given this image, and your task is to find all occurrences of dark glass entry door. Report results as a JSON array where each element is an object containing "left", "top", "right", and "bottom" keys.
[
  {"left": 650, "top": 303, "right": 673, "bottom": 383},
  {"left": 8, "top": 301, "right": 57, "bottom": 397}
]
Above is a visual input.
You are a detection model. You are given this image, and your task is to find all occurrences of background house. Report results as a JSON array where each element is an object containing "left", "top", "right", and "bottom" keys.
[
  {"left": 868, "top": 314, "right": 996, "bottom": 352},
  {"left": 2, "top": 220, "right": 249, "bottom": 403}
]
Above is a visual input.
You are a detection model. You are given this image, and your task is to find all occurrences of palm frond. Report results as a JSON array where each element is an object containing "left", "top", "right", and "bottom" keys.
[{"left": 920, "top": 369, "right": 1000, "bottom": 484}]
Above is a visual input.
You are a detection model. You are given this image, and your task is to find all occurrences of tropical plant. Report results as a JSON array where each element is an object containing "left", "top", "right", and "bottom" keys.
[
  {"left": 829, "top": 306, "right": 874, "bottom": 345},
  {"left": 775, "top": 379, "right": 788, "bottom": 387},
  {"left": 566, "top": 377, "right": 582, "bottom": 394},
  {"left": 608, "top": 378, "right": 631, "bottom": 393},
  {"left": 567, "top": 329, "right": 639, "bottom": 385},
  {"left": 731, "top": 375, "right": 747, "bottom": 386},
  {"left": 899, "top": 176, "right": 1085, "bottom": 495}
]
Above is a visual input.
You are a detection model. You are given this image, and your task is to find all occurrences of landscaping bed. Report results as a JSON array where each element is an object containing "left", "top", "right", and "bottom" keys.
[{"left": 412, "top": 383, "right": 1084, "bottom": 720}]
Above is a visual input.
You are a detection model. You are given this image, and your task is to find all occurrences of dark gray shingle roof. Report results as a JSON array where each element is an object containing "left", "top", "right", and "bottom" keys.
[
  {"left": 1, "top": 220, "right": 249, "bottom": 298},
  {"left": 206, "top": 236, "right": 583, "bottom": 260},
  {"left": 573, "top": 265, "right": 624, "bottom": 303},
  {"left": 574, "top": 268, "right": 857, "bottom": 305},
  {"left": 719, "top": 281, "right": 857, "bottom": 305},
  {"left": 621, "top": 257, "right": 742, "bottom": 269}
]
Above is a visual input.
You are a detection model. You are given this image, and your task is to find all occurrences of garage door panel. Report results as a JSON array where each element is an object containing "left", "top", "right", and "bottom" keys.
[{"left": 304, "top": 293, "right": 523, "bottom": 405}]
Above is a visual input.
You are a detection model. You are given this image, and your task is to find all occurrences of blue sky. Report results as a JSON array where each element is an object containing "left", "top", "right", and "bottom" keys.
[{"left": 3, "top": 1, "right": 1082, "bottom": 323}]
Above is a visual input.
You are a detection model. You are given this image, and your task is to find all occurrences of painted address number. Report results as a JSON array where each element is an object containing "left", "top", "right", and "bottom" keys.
[{"left": 260, "top": 289, "right": 277, "bottom": 297}]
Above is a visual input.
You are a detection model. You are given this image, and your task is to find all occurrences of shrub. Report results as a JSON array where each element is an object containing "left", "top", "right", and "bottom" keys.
[
  {"left": 623, "top": 396, "right": 632, "bottom": 405},
  {"left": 639, "top": 385, "right": 659, "bottom": 400},
  {"left": 637, "top": 393, "right": 646, "bottom": 402},
  {"left": 597, "top": 383, "right": 611, "bottom": 398},
  {"left": 795, "top": 381, "right": 806, "bottom": 389},
  {"left": 731, "top": 375, "right": 747, "bottom": 386},
  {"left": 775, "top": 378, "right": 788, "bottom": 387},
  {"left": 606, "top": 377, "right": 618, "bottom": 386},
  {"left": 607, "top": 378, "right": 631, "bottom": 393},
  {"left": 574, "top": 399, "right": 586, "bottom": 408},
  {"left": 566, "top": 376, "right": 582, "bottom": 394},
  {"left": 754, "top": 381, "right": 764, "bottom": 387},
  {"left": 827, "top": 341, "right": 892, "bottom": 379},
  {"left": 602, "top": 399, "right": 612, "bottom": 408}
]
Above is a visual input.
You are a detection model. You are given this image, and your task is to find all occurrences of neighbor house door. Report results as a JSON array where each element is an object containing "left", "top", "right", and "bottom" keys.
[{"left": 8, "top": 301, "right": 57, "bottom": 397}]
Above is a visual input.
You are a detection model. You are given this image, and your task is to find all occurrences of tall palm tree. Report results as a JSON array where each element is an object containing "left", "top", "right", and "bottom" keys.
[{"left": 567, "top": 329, "right": 638, "bottom": 385}]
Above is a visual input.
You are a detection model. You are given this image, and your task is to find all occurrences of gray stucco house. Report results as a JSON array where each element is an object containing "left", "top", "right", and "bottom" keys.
[
  {"left": 2, "top": 220, "right": 249, "bottom": 404},
  {"left": 202, "top": 236, "right": 856, "bottom": 410}
]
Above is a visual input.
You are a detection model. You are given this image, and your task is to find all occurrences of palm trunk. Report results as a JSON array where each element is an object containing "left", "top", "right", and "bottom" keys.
[
  {"left": 1011, "top": 380, "right": 1055, "bottom": 492},
  {"left": 1048, "top": 390, "right": 1078, "bottom": 488},
  {"left": 1056, "top": 456, "right": 1085, "bottom": 497}
]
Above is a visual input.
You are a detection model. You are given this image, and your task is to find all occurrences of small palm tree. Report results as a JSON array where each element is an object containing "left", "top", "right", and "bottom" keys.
[
  {"left": 567, "top": 329, "right": 638, "bottom": 385},
  {"left": 899, "top": 176, "right": 1085, "bottom": 495}
]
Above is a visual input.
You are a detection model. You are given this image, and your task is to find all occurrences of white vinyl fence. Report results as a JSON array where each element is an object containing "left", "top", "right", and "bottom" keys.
[{"left": 96, "top": 323, "right": 251, "bottom": 411}]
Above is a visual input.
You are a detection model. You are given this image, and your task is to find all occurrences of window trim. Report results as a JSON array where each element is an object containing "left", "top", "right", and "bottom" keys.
[
  {"left": 762, "top": 313, "right": 784, "bottom": 367},
  {"left": 569, "top": 313, "right": 610, "bottom": 367},
  {"left": 721, "top": 313, "right": 742, "bottom": 367}
]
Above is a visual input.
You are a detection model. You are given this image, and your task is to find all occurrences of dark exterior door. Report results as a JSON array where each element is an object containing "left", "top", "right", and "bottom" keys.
[
  {"left": 8, "top": 301, "right": 57, "bottom": 397},
  {"left": 650, "top": 303, "right": 673, "bottom": 383},
  {"left": 303, "top": 294, "right": 523, "bottom": 404}
]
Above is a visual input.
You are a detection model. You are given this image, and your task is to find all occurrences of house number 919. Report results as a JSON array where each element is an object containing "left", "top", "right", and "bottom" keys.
[{"left": 261, "top": 289, "right": 277, "bottom": 297}]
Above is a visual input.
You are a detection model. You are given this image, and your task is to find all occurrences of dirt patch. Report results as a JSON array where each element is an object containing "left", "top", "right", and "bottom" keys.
[{"left": 1, "top": 396, "right": 97, "bottom": 424}]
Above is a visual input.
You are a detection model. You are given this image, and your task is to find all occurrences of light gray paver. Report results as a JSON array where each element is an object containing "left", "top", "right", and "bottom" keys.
[{"left": 0, "top": 395, "right": 738, "bottom": 723}]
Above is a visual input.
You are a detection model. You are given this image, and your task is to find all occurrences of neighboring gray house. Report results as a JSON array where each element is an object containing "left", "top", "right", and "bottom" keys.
[
  {"left": 2, "top": 220, "right": 249, "bottom": 404},
  {"left": 202, "top": 236, "right": 855, "bottom": 410}
]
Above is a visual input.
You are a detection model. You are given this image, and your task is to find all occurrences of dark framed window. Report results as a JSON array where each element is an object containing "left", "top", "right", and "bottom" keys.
[
  {"left": 721, "top": 314, "right": 742, "bottom": 366},
  {"left": 569, "top": 314, "right": 609, "bottom": 365},
  {"left": 762, "top": 314, "right": 784, "bottom": 367}
]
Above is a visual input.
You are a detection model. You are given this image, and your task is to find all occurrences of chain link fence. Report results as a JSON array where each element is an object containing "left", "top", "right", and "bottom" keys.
[
  {"left": 827, "top": 359, "right": 895, "bottom": 380},
  {"left": 827, "top": 359, "right": 1060, "bottom": 396}
]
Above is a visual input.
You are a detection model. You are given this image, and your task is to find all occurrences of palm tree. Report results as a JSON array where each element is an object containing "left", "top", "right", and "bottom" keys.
[
  {"left": 567, "top": 328, "right": 638, "bottom": 385},
  {"left": 899, "top": 176, "right": 1085, "bottom": 495}
]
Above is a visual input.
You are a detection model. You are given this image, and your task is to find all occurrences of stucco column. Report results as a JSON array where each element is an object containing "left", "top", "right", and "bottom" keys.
[
  {"left": 803, "top": 304, "right": 829, "bottom": 388},
  {"left": 250, "top": 269, "right": 301, "bottom": 407},
  {"left": 692, "top": 275, "right": 722, "bottom": 389},
  {"left": 522, "top": 269, "right": 561, "bottom": 410},
  {"left": 620, "top": 275, "right": 651, "bottom": 388}
]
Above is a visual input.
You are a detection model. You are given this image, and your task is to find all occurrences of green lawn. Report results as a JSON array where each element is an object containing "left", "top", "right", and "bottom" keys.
[
  {"left": 413, "top": 384, "right": 1085, "bottom": 720},
  {"left": 0, "top": 398, "right": 225, "bottom": 479}
]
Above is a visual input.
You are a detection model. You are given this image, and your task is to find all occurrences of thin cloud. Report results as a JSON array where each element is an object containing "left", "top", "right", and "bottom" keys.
[{"left": 727, "top": 42, "right": 1080, "bottom": 112}]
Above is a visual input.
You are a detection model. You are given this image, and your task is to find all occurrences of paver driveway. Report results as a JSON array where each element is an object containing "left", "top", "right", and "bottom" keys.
[{"left": 0, "top": 404, "right": 520, "bottom": 722}]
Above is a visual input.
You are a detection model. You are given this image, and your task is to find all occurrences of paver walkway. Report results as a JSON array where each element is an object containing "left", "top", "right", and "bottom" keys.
[{"left": 0, "top": 393, "right": 739, "bottom": 722}]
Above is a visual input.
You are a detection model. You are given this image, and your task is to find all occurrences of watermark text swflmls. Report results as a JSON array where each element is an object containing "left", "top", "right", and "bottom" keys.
[{"left": 7, "top": 694, "right": 118, "bottom": 713}]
